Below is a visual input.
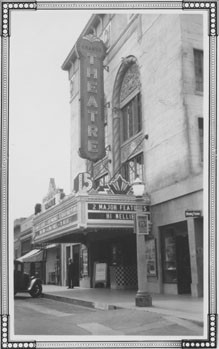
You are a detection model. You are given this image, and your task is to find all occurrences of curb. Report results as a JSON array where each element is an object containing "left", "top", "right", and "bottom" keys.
[
  {"left": 42, "top": 293, "right": 203, "bottom": 326},
  {"left": 42, "top": 293, "right": 119, "bottom": 310}
]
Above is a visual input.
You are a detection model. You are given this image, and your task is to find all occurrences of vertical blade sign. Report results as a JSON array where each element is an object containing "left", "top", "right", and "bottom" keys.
[{"left": 76, "top": 35, "right": 106, "bottom": 162}]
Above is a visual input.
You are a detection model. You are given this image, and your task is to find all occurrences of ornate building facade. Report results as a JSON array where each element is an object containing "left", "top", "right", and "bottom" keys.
[{"left": 32, "top": 13, "right": 204, "bottom": 297}]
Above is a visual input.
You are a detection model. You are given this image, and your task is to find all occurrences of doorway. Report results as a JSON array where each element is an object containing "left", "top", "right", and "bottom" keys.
[
  {"left": 175, "top": 234, "right": 191, "bottom": 294},
  {"left": 161, "top": 222, "right": 192, "bottom": 295},
  {"left": 72, "top": 245, "right": 80, "bottom": 287}
]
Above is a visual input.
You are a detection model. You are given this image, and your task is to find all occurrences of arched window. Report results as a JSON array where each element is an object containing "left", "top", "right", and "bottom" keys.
[
  {"left": 120, "top": 63, "right": 142, "bottom": 143},
  {"left": 112, "top": 57, "right": 143, "bottom": 177},
  {"left": 119, "top": 61, "right": 144, "bottom": 182}
]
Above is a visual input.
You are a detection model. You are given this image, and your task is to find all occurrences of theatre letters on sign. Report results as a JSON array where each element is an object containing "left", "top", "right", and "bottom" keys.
[{"left": 76, "top": 35, "right": 106, "bottom": 161}]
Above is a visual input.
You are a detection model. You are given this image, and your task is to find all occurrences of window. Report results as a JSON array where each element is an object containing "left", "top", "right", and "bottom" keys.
[
  {"left": 161, "top": 230, "right": 177, "bottom": 283},
  {"left": 21, "top": 239, "right": 31, "bottom": 256},
  {"left": 122, "top": 153, "right": 144, "bottom": 183},
  {"left": 94, "top": 173, "right": 109, "bottom": 189},
  {"left": 121, "top": 93, "right": 142, "bottom": 142},
  {"left": 198, "top": 117, "right": 203, "bottom": 162},
  {"left": 194, "top": 49, "right": 203, "bottom": 92}
]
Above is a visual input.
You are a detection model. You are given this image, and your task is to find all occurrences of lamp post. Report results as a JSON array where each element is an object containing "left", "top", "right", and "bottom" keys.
[{"left": 132, "top": 176, "right": 152, "bottom": 307}]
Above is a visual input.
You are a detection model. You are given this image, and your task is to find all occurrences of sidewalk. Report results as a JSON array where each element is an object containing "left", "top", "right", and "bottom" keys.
[{"left": 42, "top": 285, "right": 204, "bottom": 325}]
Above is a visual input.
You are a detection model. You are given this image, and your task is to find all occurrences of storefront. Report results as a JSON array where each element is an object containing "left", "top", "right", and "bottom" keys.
[
  {"left": 44, "top": 244, "right": 61, "bottom": 285},
  {"left": 16, "top": 248, "right": 45, "bottom": 281},
  {"left": 151, "top": 188, "right": 203, "bottom": 297},
  {"left": 33, "top": 187, "right": 151, "bottom": 290},
  {"left": 33, "top": 176, "right": 203, "bottom": 296}
]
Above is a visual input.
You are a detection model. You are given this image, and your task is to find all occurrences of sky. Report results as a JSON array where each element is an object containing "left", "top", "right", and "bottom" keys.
[{"left": 9, "top": 9, "right": 92, "bottom": 222}]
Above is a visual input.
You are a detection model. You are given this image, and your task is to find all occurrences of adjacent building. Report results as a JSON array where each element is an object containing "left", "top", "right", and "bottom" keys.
[{"left": 14, "top": 217, "right": 26, "bottom": 259}]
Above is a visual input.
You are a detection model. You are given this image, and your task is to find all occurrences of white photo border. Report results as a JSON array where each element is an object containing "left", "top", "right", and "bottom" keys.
[{"left": 0, "top": 1, "right": 217, "bottom": 348}]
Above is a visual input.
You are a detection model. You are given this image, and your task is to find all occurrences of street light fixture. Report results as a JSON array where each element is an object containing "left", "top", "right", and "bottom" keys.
[
  {"left": 132, "top": 176, "right": 145, "bottom": 198},
  {"left": 132, "top": 175, "right": 152, "bottom": 307}
]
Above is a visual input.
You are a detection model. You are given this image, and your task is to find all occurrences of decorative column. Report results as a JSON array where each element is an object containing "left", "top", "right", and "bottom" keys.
[
  {"left": 112, "top": 107, "right": 121, "bottom": 175},
  {"left": 135, "top": 201, "right": 152, "bottom": 306},
  {"left": 132, "top": 177, "right": 152, "bottom": 307},
  {"left": 187, "top": 218, "right": 203, "bottom": 297}
]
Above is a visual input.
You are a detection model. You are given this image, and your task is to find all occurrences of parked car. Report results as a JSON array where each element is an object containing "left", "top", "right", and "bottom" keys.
[{"left": 14, "top": 260, "right": 42, "bottom": 298}]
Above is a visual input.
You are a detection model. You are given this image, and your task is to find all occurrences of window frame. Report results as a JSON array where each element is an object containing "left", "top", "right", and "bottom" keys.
[
  {"left": 193, "top": 49, "right": 203, "bottom": 93},
  {"left": 121, "top": 152, "right": 144, "bottom": 184},
  {"left": 121, "top": 91, "right": 142, "bottom": 143},
  {"left": 161, "top": 230, "right": 177, "bottom": 284},
  {"left": 198, "top": 117, "right": 203, "bottom": 162}
]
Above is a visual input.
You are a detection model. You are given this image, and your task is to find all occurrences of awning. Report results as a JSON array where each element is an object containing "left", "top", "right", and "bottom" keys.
[{"left": 16, "top": 249, "right": 44, "bottom": 263}]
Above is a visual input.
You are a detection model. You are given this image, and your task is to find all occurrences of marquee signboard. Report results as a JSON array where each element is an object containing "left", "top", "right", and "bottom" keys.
[
  {"left": 76, "top": 35, "right": 106, "bottom": 162},
  {"left": 88, "top": 203, "right": 150, "bottom": 213},
  {"left": 88, "top": 212, "right": 135, "bottom": 221},
  {"left": 34, "top": 204, "right": 78, "bottom": 237},
  {"left": 87, "top": 202, "right": 151, "bottom": 222}
]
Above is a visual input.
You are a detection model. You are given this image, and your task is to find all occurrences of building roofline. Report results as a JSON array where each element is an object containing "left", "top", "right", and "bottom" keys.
[{"left": 61, "top": 14, "right": 101, "bottom": 71}]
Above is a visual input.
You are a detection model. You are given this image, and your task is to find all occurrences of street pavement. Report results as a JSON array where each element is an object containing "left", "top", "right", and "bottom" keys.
[
  {"left": 14, "top": 295, "right": 203, "bottom": 336},
  {"left": 41, "top": 284, "right": 204, "bottom": 324}
]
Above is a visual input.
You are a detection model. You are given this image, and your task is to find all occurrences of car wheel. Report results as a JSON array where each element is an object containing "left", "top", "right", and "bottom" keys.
[{"left": 29, "top": 283, "right": 42, "bottom": 298}]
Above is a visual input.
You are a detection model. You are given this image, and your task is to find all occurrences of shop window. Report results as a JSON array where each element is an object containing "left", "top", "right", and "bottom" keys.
[
  {"left": 145, "top": 239, "right": 157, "bottom": 277},
  {"left": 161, "top": 230, "right": 177, "bottom": 283},
  {"left": 122, "top": 153, "right": 144, "bottom": 183},
  {"left": 198, "top": 117, "right": 203, "bottom": 162},
  {"left": 121, "top": 93, "right": 142, "bottom": 142},
  {"left": 194, "top": 49, "right": 203, "bottom": 92},
  {"left": 80, "top": 245, "right": 88, "bottom": 277}
]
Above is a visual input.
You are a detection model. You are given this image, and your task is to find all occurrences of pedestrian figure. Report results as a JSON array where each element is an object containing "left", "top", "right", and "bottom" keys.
[{"left": 67, "top": 258, "right": 74, "bottom": 288}]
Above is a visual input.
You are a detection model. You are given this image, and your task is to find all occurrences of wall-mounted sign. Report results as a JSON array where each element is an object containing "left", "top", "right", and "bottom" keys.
[
  {"left": 185, "top": 210, "right": 202, "bottom": 218},
  {"left": 76, "top": 35, "right": 106, "bottom": 162},
  {"left": 73, "top": 172, "right": 93, "bottom": 194},
  {"left": 136, "top": 214, "right": 150, "bottom": 235},
  {"left": 42, "top": 178, "right": 64, "bottom": 212}
]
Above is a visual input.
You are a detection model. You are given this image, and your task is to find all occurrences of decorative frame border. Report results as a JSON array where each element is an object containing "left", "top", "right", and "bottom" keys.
[{"left": 0, "top": 1, "right": 217, "bottom": 348}]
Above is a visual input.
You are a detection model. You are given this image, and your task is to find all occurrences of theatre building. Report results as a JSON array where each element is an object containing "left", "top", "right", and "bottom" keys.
[{"left": 33, "top": 13, "right": 204, "bottom": 297}]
